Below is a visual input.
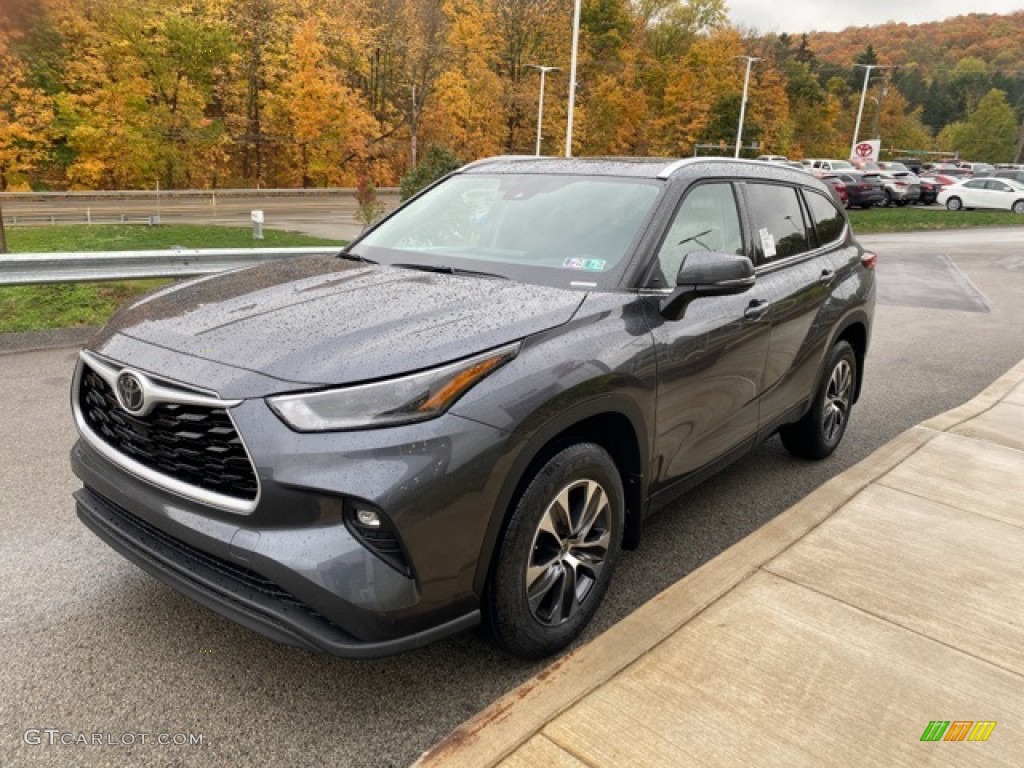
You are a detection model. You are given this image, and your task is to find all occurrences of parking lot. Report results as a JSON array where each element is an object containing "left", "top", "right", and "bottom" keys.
[{"left": 2, "top": 228, "right": 1024, "bottom": 767}]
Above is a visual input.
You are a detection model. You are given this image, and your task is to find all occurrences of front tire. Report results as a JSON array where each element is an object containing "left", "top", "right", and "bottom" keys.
[
  {"left": 780, "top": 341, "right": 857, "bottom": 460},
  {"left": 484, "top": 443, "right": 624, "bottom": 659},
  {"left": 1012, "top": 200, "right": 1024, "bottom": 214},
  {"left": 946, "top": 196, "right": 962, "bottom": 211}
]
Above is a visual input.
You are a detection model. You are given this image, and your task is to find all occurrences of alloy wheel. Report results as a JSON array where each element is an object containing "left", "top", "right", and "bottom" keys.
[
  {"left": 525, "top": 479, "right": 611, "bottom": 627},
  {"left": 823, "top": 359, "right": 853, "bottom": 443}
]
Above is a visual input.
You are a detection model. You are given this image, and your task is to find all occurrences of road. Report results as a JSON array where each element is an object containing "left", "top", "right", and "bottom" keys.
[
  {"left": 2, "top": 229, "right": 1023, "bottom": 767},
  {"left": 1, "top": 190, "right": 401, "bottom": 242}
]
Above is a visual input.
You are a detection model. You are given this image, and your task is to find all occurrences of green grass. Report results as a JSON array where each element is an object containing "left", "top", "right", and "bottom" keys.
[
  {"left": 848, "top": 207, "right": 1024, "bottom": 234},
  {"left": 1, "top": 225, "right": 344, "bottom": 334},
  {"left": 5, "top": 223, "right": 341, "bottom": 253}
]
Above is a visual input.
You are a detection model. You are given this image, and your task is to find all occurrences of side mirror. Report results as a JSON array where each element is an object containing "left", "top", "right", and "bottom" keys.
[{"left": 661, "top": 251, "right": 755, "bottom": 320}]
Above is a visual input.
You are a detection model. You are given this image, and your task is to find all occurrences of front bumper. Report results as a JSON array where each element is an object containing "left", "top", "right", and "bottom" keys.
[
  {"left": 74, "top": 486, "right": 477, "bottom": 656},
  {"left": 71, "top": 394, "right": 513, "bottom": 656}
]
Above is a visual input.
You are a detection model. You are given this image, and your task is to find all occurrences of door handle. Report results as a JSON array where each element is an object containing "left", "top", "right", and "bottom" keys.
[
  {"left": 743, "top": 298, "right": 768, "bottom": 319},
  {"left": 819, "top": 269, "right": 835, "bottom": 284}
]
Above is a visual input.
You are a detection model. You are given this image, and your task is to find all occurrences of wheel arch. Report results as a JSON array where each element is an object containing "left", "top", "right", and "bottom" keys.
[
  {"left": 830, "top": 314, "right": 870, "bottom": 403},
  {"left": 473, "top": 397, "right": 649, "bottom": 597}
]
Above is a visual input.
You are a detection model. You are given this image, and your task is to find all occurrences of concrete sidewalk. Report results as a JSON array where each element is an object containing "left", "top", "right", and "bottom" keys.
[{"left": 416, "top": 359, "right": 1024, "bottom": 767}]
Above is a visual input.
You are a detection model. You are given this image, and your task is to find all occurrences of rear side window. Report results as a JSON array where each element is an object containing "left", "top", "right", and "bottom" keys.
[
  {"left": 744, "top": 183, "right": 811, "bottom": 264},
  {"left": 804, "top": 191, "right": 845, "bottom": 246}
]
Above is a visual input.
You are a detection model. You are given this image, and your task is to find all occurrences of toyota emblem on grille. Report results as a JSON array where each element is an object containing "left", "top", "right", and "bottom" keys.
[{"left": 116, "top": 372, "right": 145, "bottom": 413}]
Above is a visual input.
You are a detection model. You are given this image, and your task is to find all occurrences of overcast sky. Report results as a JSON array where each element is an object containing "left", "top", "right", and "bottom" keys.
[{"left": 728, "top": 0, "right": 1024, "bottom": 34}]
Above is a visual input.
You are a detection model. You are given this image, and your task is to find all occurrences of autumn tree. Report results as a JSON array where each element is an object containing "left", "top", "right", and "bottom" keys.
[
  {"left": 264, "top": 20, "right": 377, "bottom": 186},
  {"left": 0, "top": 45, "right": 54, "bottom": 191},
  {"left": 420, "top": 0, "right": 505, "bottom": 160},
  {"left": 950, "top": 88, "right": 1018, "bottom": 162},
  {"left": 654, "top": 28, "right": 743, "bottom": 155}
]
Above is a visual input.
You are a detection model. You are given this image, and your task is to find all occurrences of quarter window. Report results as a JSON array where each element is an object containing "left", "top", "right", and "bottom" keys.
[
  {"left": 804, "top": 191, "right": 845, "bottom": 246},
  {"left": 744, "top": 183, "right": 811, "bottom": 264},
  {"left": 647, "top": 183, "right": 745, "bottom": 288}
]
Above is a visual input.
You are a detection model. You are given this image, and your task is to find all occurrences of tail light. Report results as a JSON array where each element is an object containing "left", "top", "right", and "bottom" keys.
[{"left": 861, "top": 251, "right": 877, "bottom": 270}]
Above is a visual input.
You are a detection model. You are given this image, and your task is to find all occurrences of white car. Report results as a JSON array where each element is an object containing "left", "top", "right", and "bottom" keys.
[
  {"left": 937, "top": 177, "right": 1024, "bottom": 213},
  {"left": 805, "top": 159, "right": 857, "bottom": 172}
]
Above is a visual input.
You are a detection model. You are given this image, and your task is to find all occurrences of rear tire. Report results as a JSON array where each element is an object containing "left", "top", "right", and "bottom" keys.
[
  {"left": 1012, "top": 200, "right": 1024, "bottom": 214},
  {"left": 946, "top": 197, "right": 962, "bottom": 211},
  {"left": 483, "top": 442, "right": 624, "bottom": 659},
  {"left": 780, "top": 341, "right": 857, "bottom": 460}
]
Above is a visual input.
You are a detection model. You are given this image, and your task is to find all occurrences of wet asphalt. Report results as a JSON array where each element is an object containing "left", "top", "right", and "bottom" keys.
[{"left": 1, "top": 229, "right": 1023, "bottom": 767}]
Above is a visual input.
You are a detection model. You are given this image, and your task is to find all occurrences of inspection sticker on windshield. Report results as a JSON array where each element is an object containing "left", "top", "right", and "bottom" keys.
[
  {"left": 563, "top": 258, "right": 607, "bottom": 271},
  {"left": 759, "top": 228, "right": 777, "bottom": 259}
]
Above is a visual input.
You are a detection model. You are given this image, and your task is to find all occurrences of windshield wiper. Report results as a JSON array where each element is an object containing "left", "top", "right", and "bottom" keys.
[
  {"left": 338, "top": 252, "right": 377, "bottom": 264},
  {"left": 391, "top": 263, "right": 508, "bottom": 280},
  {"left": 678, "top": 229, "right": 713, "bottom": 250}
]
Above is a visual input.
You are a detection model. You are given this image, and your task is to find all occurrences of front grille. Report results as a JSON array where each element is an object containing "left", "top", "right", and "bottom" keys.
[{"left": 79, "top": 365, "right": 258, "bottom": 502}]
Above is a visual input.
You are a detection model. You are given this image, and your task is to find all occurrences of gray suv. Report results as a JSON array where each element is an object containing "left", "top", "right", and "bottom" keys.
[{"left": 71, "top": 157, "right": 875, "bottom": 659}]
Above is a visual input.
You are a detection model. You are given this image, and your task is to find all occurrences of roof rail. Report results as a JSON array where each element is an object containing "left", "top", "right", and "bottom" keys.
[{"left": 459, "top": 155, "right": 538, "bottom": 171}]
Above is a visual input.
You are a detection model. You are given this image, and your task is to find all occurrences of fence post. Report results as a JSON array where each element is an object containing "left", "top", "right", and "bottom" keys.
[
  {"left": 251, "top": 210, "right": 264, "bottom": 240},
  {"left": 0, "top": 201, "right": 7, "bottom": 254}
]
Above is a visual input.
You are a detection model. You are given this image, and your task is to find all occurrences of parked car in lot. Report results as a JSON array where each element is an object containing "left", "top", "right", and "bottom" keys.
[
  {"left": 922, "top": 163, "right": 968, "bottom": 178},
  {"left": 876, "top": 162, "right": 912, "bottom": 173},
  {"left": 755, "top": 155, "right": 789, "bottom": 163},
  {"left": 915, "top": 177, "right": 941, "bottom": 205},
  {"left": 994, "top": 169, "right": 1024, "bottom": 185},
  {"left": 938, "top": 177, "right": 1024, "bottom": 212},
  {"left": 70, "top": 156, "right": 875, "bottom": 659},
  {"left": 957, "top": 162, "right": 996, "bottom": 177},
  {"left": 830, "top": 171, "right": 887, "bottom": 208},
  {"left": 848, "top": 158, "right": 879, "bottom": 171},
  {"left": 806, "top": 159, "right": 857, "bottom": 172},
  {"left": 892, "top": 157, "right": 924, "bottom": 173},
  {"left": 920, "top": 173, "right": 958, "bottom": 187},
  {"left": 877, "top": 171, "right": 921, "bottom": 206},
  {"left": 819, "top": 174, "right": 849, "bottom": 206}
]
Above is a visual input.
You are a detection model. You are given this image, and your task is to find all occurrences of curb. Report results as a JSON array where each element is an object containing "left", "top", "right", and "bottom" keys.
[
  {"left": 414, "top": 357, "right": 1024, "bottom": 768},
  {"left": 0, "top": 326, "right": 97, "bottom": 355}
]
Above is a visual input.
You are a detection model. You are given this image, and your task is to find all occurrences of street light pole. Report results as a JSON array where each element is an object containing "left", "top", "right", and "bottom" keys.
[
  {"left": 527, "top": 65, "right": 560, "bottom": 156},
  {"left": 734, "top": 56, "right": 760, "bottom": 159},
  {"left": 851, "top": 64, "right": 890, "bottom": 157},
  {"left": 564, "top": 0, "right": 582, "bottom": 157}
]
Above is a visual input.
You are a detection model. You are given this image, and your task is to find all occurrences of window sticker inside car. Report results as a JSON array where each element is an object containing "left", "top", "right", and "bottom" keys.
[
  {"left": 563, "top": 258, "right": 607, "bottom": 271},
  {"left": 759, "top": 228, "right": 777, "bottom": 259}
]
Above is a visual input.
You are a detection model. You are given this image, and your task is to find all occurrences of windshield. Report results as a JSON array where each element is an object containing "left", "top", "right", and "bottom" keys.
[
  {"left": 830, "top": 161, "right": 855, "bottom": 170},
  {"left": 350, "top": 173, "right": 662, "bottom": 290}
]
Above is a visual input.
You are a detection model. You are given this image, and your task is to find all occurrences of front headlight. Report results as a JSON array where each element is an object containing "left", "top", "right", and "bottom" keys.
[{"left": 267, "top": 343, "right": 520, "bottom": 432}]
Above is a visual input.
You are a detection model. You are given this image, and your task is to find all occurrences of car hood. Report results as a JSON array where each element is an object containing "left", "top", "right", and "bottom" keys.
[{"left": 92, "top": 256, "right": 585, "bottom": 391}]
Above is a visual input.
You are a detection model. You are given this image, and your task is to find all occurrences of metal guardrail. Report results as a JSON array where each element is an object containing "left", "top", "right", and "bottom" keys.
[
  {"left": 3, "top": 214, "right": 158, "bottom": 226},
  {"left": 0, "top": 247, "right": 342, "bottom": 286},
  {"left": 0, "top": 187, "right": 400, "bottom": 202}
]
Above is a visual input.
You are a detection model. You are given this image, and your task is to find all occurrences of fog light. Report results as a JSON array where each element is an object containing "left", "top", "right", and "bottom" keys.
[{"left": 355, "top": 508, "right": 381, "bottom": 528}]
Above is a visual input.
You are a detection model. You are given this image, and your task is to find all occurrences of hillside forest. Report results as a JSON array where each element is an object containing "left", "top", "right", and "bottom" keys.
[{"left": 1, "top": 0, "right": 1023, "bottom": 191}]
